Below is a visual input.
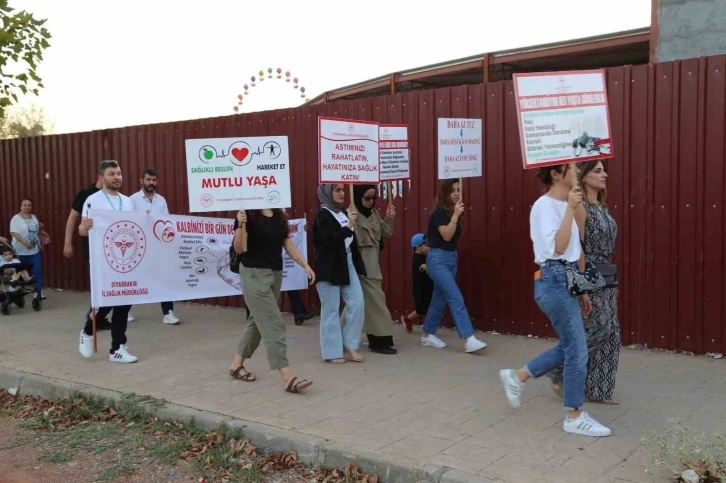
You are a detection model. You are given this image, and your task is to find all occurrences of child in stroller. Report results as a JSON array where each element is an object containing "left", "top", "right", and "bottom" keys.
[{"left": 0, "top": 243, "right": 42, "bottom": 315}]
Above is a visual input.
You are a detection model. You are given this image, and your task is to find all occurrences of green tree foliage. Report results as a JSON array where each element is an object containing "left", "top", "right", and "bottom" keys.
[
  {"left": 0, "top": 104, "right": 53, "bottom": 138},
  {"left": 0, "top": 0, "right": 51, "bottom": 119}
]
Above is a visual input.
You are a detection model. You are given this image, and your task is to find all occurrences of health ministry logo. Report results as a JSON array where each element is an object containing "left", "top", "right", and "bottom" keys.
[
  {"left": 103, "top": 221, "right": 146, "bottom": 273},
  {"left": 199, "top": 140, "right": 282, "bottom": 167}
]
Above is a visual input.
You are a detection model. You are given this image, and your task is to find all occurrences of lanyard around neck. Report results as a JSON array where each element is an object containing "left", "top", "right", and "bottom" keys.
[{"left": 102, "top": 190, "right": 122, "bottom": 211}]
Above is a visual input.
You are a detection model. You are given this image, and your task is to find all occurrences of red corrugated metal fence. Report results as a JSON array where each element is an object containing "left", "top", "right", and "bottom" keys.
[{"left": 1, "top": 56, "right": 725, "bottom": 353}]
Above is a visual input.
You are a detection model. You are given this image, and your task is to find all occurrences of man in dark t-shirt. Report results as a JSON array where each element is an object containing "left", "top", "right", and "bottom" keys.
[
  {"left": 65, "top": 179, "right": 101, "bottom": 261},
  {"left": 63, "top": 176, "right": 112, "bottom": 330}
]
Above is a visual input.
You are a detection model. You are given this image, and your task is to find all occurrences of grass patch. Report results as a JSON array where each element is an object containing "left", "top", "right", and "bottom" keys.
[
  {"left": 0, "top": 389, "right": 380, "bottom": 483},
  {"left": 645, "top": 419, "right": 725, "bottom": 482}
]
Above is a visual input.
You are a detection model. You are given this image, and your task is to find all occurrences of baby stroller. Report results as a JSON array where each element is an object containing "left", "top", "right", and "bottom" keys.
[{"left": 0, "top": 241, "right": 42, "bottom": 315}]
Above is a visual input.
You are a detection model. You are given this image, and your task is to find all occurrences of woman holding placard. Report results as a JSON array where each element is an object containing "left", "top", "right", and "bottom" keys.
[
  {"left": 313, "top": 184, "right": 366, "bottom": 364},
  {"left": 499, "top": 164, "right": 612, "bottom": 437},
  {"left": 228, "top": 209, "right": 316, "bottom": 394},
  {"left": 343, "top": 184, "right": 397, "bottom": 355},
  {"left": 420, "top": 180, "right": 488, "bottom": 353},
  {"left": 549, "top": 160, "right": 620, "bottom": 404}
]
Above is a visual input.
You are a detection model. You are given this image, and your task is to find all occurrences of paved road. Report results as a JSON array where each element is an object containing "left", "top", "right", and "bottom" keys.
[{"left": 1, "top": 290, "right": 724, "bottom": 482}]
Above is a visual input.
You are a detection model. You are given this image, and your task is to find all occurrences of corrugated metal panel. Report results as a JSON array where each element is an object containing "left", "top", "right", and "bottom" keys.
[{"left": 2, "top": 55, "right": 725, "bottom": 353}]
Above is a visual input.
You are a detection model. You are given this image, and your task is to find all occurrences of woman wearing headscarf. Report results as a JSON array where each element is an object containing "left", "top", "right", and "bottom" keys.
[
  {"left": 342, "top": 185, "right": 397, "bottom": 354},
  {"left": 313, "top": 184, "right": 366, "bottom": 364}
]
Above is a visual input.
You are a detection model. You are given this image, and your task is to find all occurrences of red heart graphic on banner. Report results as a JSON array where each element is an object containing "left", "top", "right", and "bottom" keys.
[
  {"left": 153, "top": 220, "right": 176, "bottom": 243},
  {"left": 231, "top": 147, "right": 249, "bottom": 162}
]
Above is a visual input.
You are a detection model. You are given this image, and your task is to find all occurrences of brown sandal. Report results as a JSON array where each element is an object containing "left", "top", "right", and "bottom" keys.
[
  {"left": 229, "top": 365, "right": 256, "bottom": 381},
  {"left": 285, "top": 376, "right": 313, "bottom": 393},
  {"left": 325, "top": 358, "right": 346, "bottom": 364}
]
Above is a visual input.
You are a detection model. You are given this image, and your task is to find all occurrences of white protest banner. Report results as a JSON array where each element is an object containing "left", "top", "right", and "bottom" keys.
[
  {"left": 379, "top": 124, "right": 410, "bottom": 181},
  {"left": 184, "top": 136, "right": 291, "bottom": 212},
  {"left": 437, "top": 118, "right": 483, "bottom": 179},
  {"left": 88, "top": 210, "right": 308, "bottom": 307},
  {"left": 319, "top": 117, "right": 380, "bottom": 184},
  {"left": 513, "top": 70, "right": 614, "bottom": 169}
]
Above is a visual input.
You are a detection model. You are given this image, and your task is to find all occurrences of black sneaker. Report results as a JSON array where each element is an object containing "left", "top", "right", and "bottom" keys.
[
  {"left": 294, "top": 313, "right": 315, "bottom": 326},
  {"left": 369, "top": 347, "right": 398, "bottom": 355}
]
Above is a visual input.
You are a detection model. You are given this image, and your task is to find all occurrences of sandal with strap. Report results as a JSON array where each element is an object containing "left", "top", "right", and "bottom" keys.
[
  {"left": 285, "top": 377, "right": 313, "bottom": 393},
  {"left": 229, "top": 365, "right": 256, "bottom": 382}
]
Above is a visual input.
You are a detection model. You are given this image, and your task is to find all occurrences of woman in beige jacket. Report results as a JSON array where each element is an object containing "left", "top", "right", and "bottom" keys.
[{"left": 343, "top": 184, "right": 397, "bottom": 355}]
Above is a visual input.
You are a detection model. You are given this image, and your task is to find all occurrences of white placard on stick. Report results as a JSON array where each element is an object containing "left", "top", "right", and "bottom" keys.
[
  {"left": 437, "top": 118, "right": 483, "bottom": 179},
  {"left": 184, "top": 136, "right": 291, "bottom": 212},
  {"left": 379, "top": 124, "right": 410, "bottom": 181},
  {"left": 513, "top": 70, "right": 614, "bottom": 169},
  {"left": 88, "top": 210, "right": 308, "bottom": 307},
  {"left": 319, "top": 117, "right": 380, "bottom": 184}
]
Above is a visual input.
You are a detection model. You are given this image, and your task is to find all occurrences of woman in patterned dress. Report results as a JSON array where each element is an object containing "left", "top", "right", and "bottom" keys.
[{"left": 549, "top": 160, "right": 620, "bottom": 404}]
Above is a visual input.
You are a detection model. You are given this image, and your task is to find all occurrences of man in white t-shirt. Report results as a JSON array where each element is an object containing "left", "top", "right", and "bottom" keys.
[
  {"left": 129, "top": 168, "right": 181, "bottom": 325},
  {"left": 78, "top": 160, "right": 138, "bottom": 363}
]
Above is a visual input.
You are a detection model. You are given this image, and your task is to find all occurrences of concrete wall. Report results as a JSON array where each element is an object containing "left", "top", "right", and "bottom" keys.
[{"left": 657, "top": 0, "right": 726, "bottom": 61}]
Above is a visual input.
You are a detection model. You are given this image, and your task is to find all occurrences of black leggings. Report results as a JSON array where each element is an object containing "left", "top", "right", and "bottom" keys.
[{"left": 84, "top": 305, "right": 132, "bottom": 353}]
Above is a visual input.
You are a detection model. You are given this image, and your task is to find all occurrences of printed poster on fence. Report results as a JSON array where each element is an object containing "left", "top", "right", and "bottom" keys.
[
  {"left": 184, "top": 136, "right": 292, "bottom": 212},
  {"left": 88, "top": 210, "right": 308, "bottom": 307},
  {"left": 513, "top": 70, "right": 614, "bottom": 169},
  {"left": 379, "top": 125, "right": 410, "bottom": 181},
  {"left": 437, "top": 118, "right": 483, "bottom": 179},
  {"left": 319, "top": 117, "right": 380, "bottom": 184}
]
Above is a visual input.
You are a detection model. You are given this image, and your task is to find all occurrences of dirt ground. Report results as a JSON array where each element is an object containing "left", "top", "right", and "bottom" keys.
[
  {"left": 0, "top": 390, "right": 377, "bottom": 483},
  {"left": 0, "top": 416, "right": 198, "bottom": 483}
]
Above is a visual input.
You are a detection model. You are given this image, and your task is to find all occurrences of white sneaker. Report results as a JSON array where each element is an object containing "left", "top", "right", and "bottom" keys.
[
  {"left": 421, "top": 334, "right": 447, "bottom": 348},
  {"left": 109, "top": 345, "right": 138, "bottom": 363},
  {"left": 464, "top": 336, "right": 487, "bottom": 353},
  {"left": 563, "top": 412, "right": 612, "bottom": 437},
  {"left": 79, "top": 330, "right": 93, "bottom": 359},
  {"left": 163, "top": 311, "right": 181, "bottom": 325},
  {"left": 500, "top": 369, "right": 523, "bottom": 408},
  {"left": 127, "top": 313, "right": 136, "bottom": 322}
]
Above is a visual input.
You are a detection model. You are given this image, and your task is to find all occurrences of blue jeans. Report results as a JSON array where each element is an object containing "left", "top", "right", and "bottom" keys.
[
  {"left": 525, "top": 262, "right": 588, "bottom": 411},
  {"left": 316, "top": 251, "right": 364, "bottom": 360},
  {"left": 421, "top": 248, "right": 475, "bottom": 339},
  {"left": 18, "top": 252, "right": 42, "bottom": 294}
]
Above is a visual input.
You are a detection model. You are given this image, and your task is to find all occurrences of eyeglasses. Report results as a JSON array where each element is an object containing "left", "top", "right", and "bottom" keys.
[{"left": 363, "top": 196, "right": 378, "bottom": 202}]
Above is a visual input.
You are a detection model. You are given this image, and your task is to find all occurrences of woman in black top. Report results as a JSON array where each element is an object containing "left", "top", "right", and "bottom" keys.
[
  {"left": 228, "top": 208, "right": 316, "bottom": 393},
  {"left": 420, "top": 180, "right": 487, "bottom": 353},
  {"left": 313, "top": 184, "right": 366, "bottom": 364}
]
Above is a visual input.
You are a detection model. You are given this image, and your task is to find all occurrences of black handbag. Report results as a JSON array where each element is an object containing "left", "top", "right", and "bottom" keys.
[
  {"left": 229, "top": 243, "right": 242, "bottom": 274},
  {"left": 562, "top": 260, "right": 606, "bottom": 296},
  {"left": 594, "top": 263, "right": 618, "bottom": 287}
]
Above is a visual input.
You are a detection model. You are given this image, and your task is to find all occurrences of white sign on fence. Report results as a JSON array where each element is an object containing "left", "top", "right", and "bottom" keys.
[
  {"left": 319, "top": 117, "right": 380, "bottom": 184},
  {"left": 379, "top": 124, "right": 410, "bottom": 181},
  {"left": 184, "top": 136, "right": 291, "bottom": 212},
  {"left": 88, "top": 210, "right": 308, "bottom": 307},
  {"left": 437, "top": 118, "right": 483, "bottom": 179},
  {"left": 513, "top": 70, "right": 614, "bottom": 169}
]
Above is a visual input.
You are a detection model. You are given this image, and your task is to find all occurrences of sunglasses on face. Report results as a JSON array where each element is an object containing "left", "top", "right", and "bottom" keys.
[{"left": 363, "top": 196, "right": 378, "bottom": 202}]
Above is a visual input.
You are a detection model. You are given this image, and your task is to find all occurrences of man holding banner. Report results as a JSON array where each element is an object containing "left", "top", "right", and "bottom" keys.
[
  {"left": 78, "top": 160, "right": 138, "bottom": 363},
  {"left": 129, "top": 168, "right": 182, "bottom": 326}
]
